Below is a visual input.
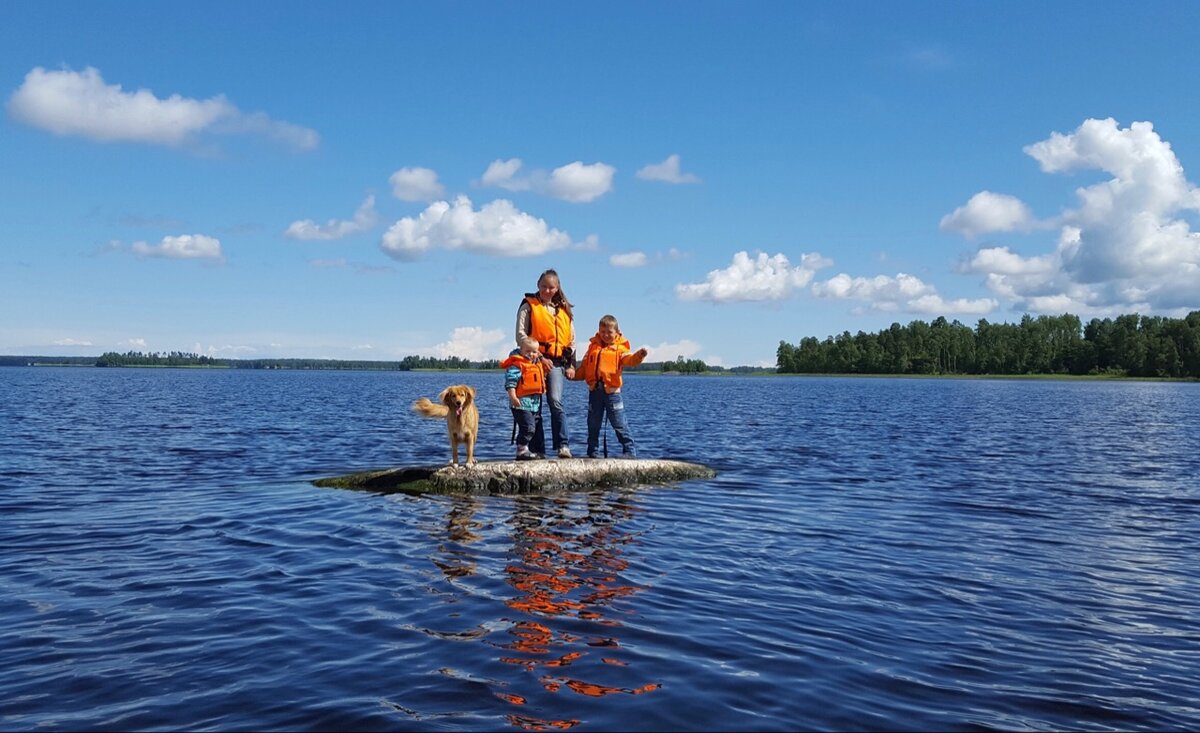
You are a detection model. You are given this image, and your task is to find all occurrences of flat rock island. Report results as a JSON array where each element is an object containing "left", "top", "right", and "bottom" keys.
[{"left": 313, "top": 457, "right": 716, "bottom": 495}]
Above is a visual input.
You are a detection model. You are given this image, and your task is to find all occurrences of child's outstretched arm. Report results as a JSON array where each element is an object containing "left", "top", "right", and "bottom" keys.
[{"left": 622, "top": 347, "right": 649, "bottom": 367}]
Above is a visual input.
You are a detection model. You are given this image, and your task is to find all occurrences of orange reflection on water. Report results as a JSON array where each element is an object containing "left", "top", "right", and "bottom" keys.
[{"left": 427, "top": 492, "right": 661, "bottom": 730}]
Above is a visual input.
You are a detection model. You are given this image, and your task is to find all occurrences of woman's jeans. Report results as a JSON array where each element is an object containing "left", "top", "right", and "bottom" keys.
[
  {"left": 587, "top": 384, "right": 636, "bottom": 457},
  {"left": 546, "top": 364, "right": 570, "bottom": 451}
]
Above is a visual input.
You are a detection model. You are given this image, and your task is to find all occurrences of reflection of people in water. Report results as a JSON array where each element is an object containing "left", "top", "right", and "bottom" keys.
[
  {"left": 421, "top": 491, "right": 661, "bottom": 731},
  {"left": 431, "top": 495, "right": 483, "bottom": 580},
  {"left": 496, "top": 493, "right": 661, "bottom": 730}
]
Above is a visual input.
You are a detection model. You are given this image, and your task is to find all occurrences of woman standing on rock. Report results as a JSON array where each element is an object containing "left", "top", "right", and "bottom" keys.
[{"left": 515, "top": 269, "right": 576, "bottom": 458}]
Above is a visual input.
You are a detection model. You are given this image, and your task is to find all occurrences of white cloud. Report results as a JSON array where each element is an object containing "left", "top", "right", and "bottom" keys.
[
  {"left": 131, "top": 234, "right": 224, "bottom": 261},
  {"left": 812, "top": 272, "right": 934, "bottom": 300},
  {"left": 52, "top": 338, "right": 93, "bottom": 346},
  {"left": 479, "top": 158, "right": 529, "bottom": 191},
  {"left": 675, "top": 250, "right": 832, "bottom": 303},
  {"left": 546, "top": 161, "right": 616, "bottom": 203},
  {"left": 285, "top": 195, "right": 378, "bottom": 240},
  {"left": 195, "top": 343, "right": 258, "bottom": 357},
  {"left": 390, "top": 167, "right": 445, "bottom": 202},
  {"left": 380, "top": 196, "right": 574, "bottom": 261},
  {"left": 7, "top": 66, "right": 317, "bottom": 151},
  {"left": 952, "top": 118, "right": 1200, "bottom": 313},
  {"left": 645, "top": 339, "right": 701, "bottom": 361},
  {"left": 812, "top": 271, "right": 997, "bottom": 316},
  {"left": 477, "top": 159, "right": 615, "bottom": 202},
  {"left": 636, "top": 154, "right": 701, "bottom": 184},
  {"left": 431, "top": 326, "right": 507, "bottom": 361},
  {"left": 610, "top": 251, "right": 648, "bottom": 268},
  {"left": 939, "top": 191, "right": 1037, "bottom": 238},
  {"left": 124, "top": 338, "right": 147, "bottom": 348}
]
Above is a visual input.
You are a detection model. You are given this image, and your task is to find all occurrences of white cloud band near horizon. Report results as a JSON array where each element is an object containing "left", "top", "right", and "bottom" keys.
[
  {"left": 430, "top": 326, "right": 507, "bottom": 361},
  {"left": 7, "top": 66, "right": 318, "bottom": 151}
]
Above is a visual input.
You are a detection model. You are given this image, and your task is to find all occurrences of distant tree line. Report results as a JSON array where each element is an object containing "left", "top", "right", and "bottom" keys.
[
  {"left": 91, "top": 351, "right": 501, "bottom": 370},
  {"left": 776, "top": 312, "right": 1200, "bottom": 378},
  {"left": 0, "top": 355, "right": 96, "bottom": 367}
]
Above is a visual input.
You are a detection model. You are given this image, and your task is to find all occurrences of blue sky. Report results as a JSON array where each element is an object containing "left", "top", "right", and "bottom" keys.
[{"left": 4, "top": 2, "right": 1199, "bottom": 367}]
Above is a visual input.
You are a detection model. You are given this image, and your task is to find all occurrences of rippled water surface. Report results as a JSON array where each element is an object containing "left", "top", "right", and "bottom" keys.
[{"left": 3, "top": 368, "right": 1199, "bottom": 731}]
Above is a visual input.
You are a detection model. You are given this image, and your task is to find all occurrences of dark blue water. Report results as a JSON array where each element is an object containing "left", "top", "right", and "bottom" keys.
[{"left": 3, "top": 368, "right": 1199, "bottom": 731}]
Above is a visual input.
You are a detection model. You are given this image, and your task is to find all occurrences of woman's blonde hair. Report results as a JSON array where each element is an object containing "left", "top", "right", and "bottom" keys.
[{"left": 537, "top": 268, "right": 574, "bottom": 320}]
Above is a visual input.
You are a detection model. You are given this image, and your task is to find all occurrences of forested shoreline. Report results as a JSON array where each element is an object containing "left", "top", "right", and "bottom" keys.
[{"left": 777, "top": 312, "right": 1200, "bottom": 378}]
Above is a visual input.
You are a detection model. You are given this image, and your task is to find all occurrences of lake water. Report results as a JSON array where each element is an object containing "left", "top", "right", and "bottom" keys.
[{"left": 2, "top": 367, "right": 1199, "bottom": 731}]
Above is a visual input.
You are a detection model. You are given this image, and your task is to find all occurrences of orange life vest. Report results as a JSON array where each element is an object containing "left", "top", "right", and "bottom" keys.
[
  {"left": 524, "top": 295, "right": 573, "bottom": 360},
  {"left": 580, "top": 333, "right": 645, "bottom": 392},
  {"left": 501, "top": 353, "right": 548, "bottom": 397}
]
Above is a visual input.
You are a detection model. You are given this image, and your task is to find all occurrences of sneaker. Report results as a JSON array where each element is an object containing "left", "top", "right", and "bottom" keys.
[
  {"left": 557, "top": 446, "right": 573, "bottom": 459},
  {"left": 586, "top": 452, "right": 599, "bottom": 459},
  {"left": 515, "top": 450, "right": 536, "bottom": 461}
]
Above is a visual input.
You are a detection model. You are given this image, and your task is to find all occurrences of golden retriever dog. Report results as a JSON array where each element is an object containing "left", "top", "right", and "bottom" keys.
[{"left": 412, "top": 385, "right": 478, "bottom": 466}]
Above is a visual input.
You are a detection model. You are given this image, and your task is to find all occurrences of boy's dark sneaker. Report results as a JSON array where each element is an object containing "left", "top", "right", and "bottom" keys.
[{"left": 515, "top": 450, "right": 536, "bottom": 461}]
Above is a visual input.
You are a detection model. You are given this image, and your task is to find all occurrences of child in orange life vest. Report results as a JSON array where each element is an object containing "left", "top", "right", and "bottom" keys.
[
  {"left": 578, "top": 315, "right": 649, "bottom": 458},
  {"left": 502, "top": 337, "right": 551, "bottom": 460}
]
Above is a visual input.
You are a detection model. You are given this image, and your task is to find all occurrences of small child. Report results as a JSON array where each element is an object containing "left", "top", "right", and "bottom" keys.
[
  {"left": 578, "top": 314, "right": 648, "bottom": 458},
  {"left": 502, "top": 336, "right": 550, "bottom": 460}
]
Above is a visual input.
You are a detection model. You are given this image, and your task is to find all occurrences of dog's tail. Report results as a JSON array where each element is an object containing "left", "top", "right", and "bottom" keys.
[{"left": 412, "top": 397, "right": 449, "bottom": 418}]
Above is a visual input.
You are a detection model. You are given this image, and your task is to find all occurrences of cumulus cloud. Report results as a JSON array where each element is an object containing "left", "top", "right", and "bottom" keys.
[
  {"left": 285, "top": 195, "right": 378, "bottom": 240},
  {"left": 7, "top": 66, "right": 318, "bottom": 151},
  {"left": 636, "top": 154, "right": 701, "bottom": 184},
  {"left": 675, "top": 250, "right": 832, "bottom": 303},
  {"left": 477, "top": 158, "right": 615, "bottom": 202},
  {"left": 950, "top": 118, "right": 1200, "bottom": 314},
  {"left": 939, "top": 191, "right": 1037, "bottom": 238},
  {"left": 431, "top": 326, "right": 507, "bottom": 361},
  {"left": 52, "top": 338, "right": 93, "bottom": 346},
  {"left": 812, "top": 271, "right": 997, "bottom": 315},
  {"left": 380, "top": 196, "right": 574, "bottom": 261},
  {"left": 546, "top": 161, "right": 616, "bottom": 202},
  {"left": 131, "top": 234, "right": 224, "bottom": 261},
  {"left": 479, "top": 158, "right": 528, "bottom": 190},
  {"left": 610, "top": 251, "right": 648, "bottom": 268},
  {"left": 390, "top": 167, "right": 445, "bottom": 202}
]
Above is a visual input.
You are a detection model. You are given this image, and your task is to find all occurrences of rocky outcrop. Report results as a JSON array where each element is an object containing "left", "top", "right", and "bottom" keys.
[{"left": 313, "top": 458, "right": 716, "bottom": 495}]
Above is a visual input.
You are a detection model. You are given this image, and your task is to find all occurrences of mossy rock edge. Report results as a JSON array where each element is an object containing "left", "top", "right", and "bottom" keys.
[{"left": 313, "top": 458, "right": 716, "bottom": 496}]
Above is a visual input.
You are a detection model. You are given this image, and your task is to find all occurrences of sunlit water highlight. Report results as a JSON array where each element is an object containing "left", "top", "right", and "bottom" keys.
[{"left": 2, "top": 368, "right": 1198, "bottom": 731}]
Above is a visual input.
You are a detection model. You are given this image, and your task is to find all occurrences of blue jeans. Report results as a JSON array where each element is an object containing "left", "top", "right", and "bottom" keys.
[
  {"left": 546, "top": 364, "right": 571, "bottom": 451},
  {"left": 587, "top": 385, "right": 636, "bottom": 457},
  {"left": 511, "top": 407, "right": 540, "bottom": 451}
]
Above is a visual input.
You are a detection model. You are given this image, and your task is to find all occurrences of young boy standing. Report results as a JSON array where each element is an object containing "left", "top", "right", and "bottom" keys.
[
  {"left": 502, "top": 336, "right": 550, "bottom": 460},
  {"left": 578, "top": 315, "right": 649, "bottom": 458}
]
